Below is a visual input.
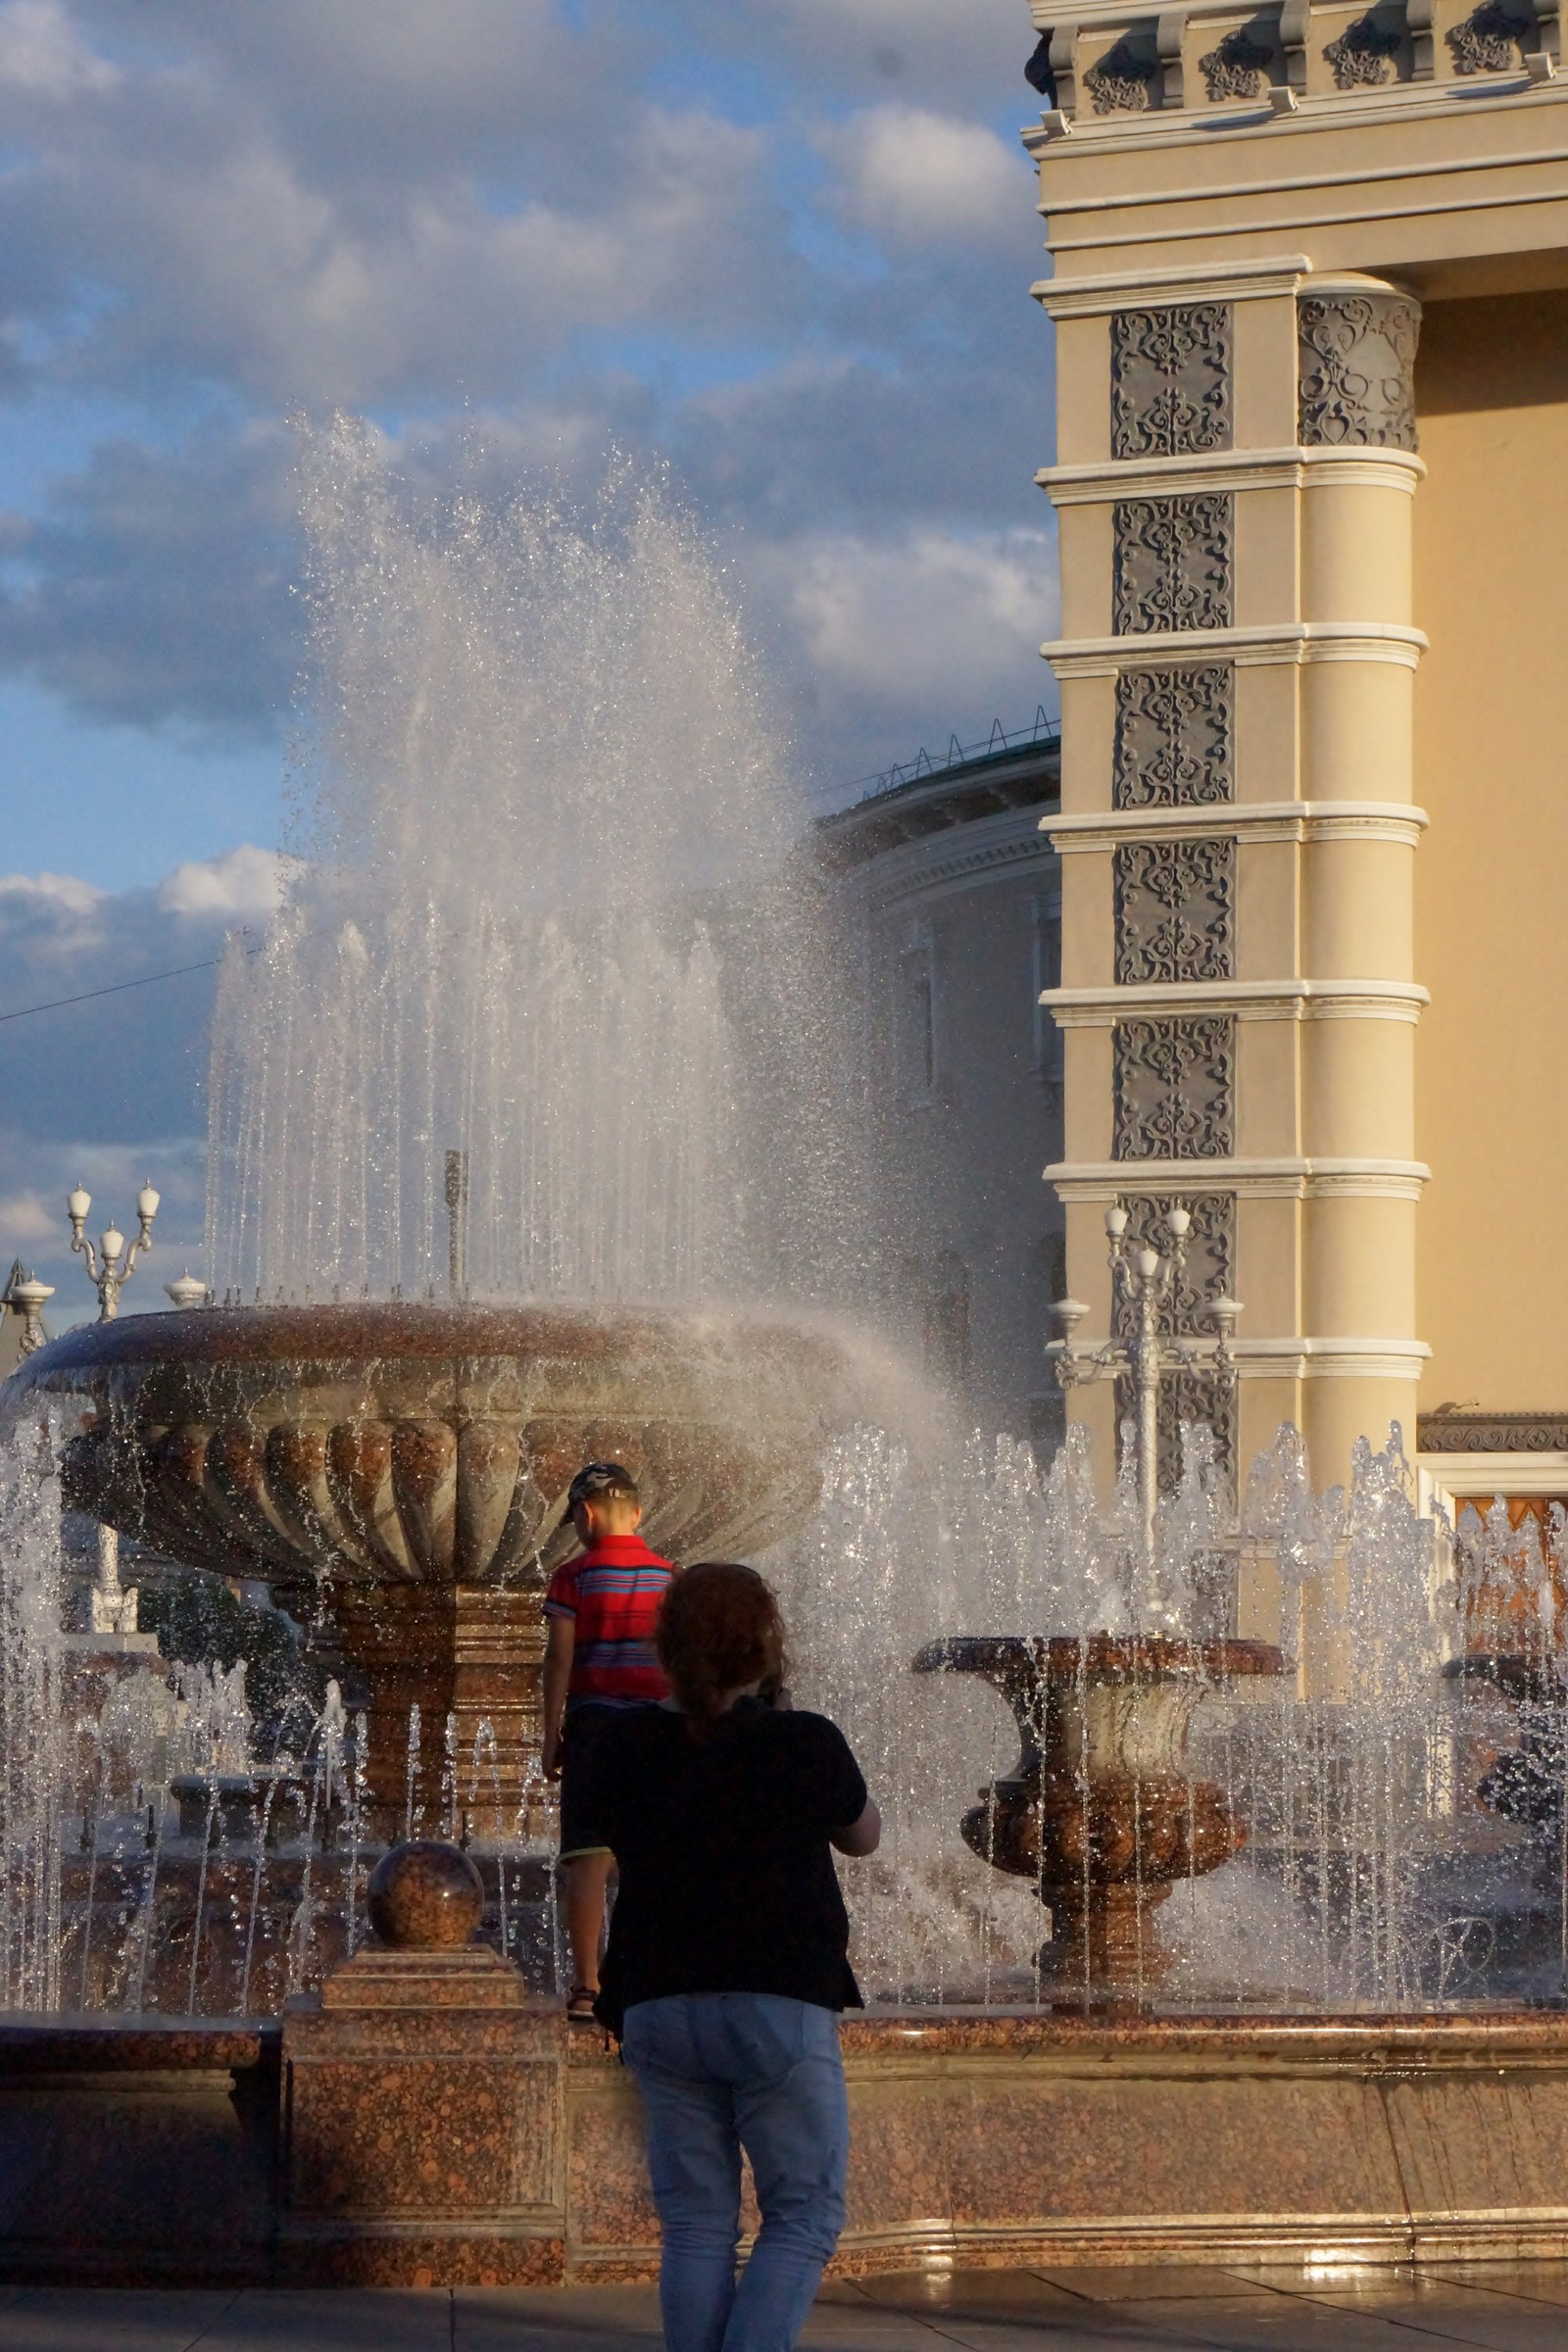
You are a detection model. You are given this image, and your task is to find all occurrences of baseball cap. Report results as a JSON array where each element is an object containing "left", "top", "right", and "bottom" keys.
[{"left": 567, "top": 1460, "right": 639, "bottom": 1507}]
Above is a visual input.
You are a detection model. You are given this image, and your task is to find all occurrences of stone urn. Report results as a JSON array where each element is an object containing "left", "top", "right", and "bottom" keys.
[
  {"left": 12, "top": 1300, "right": 889, "bottom": 1829},
  {"left": 914, "top": 1633, "right": 1285, "bottom": 1991}
]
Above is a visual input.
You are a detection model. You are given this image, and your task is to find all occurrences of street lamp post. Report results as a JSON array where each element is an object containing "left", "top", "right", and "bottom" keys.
[
  {"left": 8, "top": 1272, "right": 54, "bottom": 1358},
  {"left": 64, "top": 1180, "right": 160, "bottom": 1635},
  {"left": 1050, "top": 1204, "right": 1243, "bottom": 1566}
]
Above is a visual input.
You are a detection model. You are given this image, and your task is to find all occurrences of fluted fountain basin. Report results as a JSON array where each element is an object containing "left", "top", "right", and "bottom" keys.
[
  {"left": 915, "top": 1633, "right": 1287, "bottom": 1992},
  {"left": 12, "top": 1300, "right": 887, "bottom": 1821}
]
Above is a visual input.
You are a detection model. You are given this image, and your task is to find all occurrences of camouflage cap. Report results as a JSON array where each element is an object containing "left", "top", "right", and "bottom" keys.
[{"left": 567, "top": 1460, "right": 639, "bottom": 1507}]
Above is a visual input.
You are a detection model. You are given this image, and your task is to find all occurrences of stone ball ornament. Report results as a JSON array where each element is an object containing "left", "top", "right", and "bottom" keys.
[{"left": 367, "top": 1839, "right": 485, "bottom": 1949}]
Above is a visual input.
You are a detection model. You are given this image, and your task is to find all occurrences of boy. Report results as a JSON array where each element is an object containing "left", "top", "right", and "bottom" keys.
[{"left": 541, "top": 1461, "right": 676, "bottom": 2019}]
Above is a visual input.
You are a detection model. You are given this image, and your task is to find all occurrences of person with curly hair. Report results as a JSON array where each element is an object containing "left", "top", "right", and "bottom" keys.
[{"left": 579, "top": 1560, "right": 879, "bottom": 2352}]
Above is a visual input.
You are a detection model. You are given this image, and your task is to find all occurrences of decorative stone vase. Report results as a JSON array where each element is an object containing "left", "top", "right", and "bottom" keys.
[
  {"left": 914, "top": 1633, "right": 1285, "bottom": 1991},
  {"left": 13, "top": 1300, "right": 889, "bottom": 1828}
]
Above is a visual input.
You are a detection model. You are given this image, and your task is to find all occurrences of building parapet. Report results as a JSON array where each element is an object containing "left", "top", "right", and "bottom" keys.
[{"left": 1025, "top": 0, "right": 1562, "bottom": 136}]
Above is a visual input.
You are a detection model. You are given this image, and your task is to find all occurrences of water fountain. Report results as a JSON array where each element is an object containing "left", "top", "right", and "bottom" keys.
[
  {"left": 0, "top": 424, "right": 901, "bottom": 2009},
  {"left": 6, "top": 423, "right": 1568, "bottom": 2287}
]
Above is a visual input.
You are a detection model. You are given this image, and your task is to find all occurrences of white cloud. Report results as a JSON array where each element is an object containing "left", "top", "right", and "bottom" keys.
[
  {"left": 0, "top": 1184, "right": 58, "bottom": 1245},
  {"left": 0, "top": 0, "right": 115, "bottom": 101},
  {"left": 777, "top": 525, "right": 1059, "bottom": 710},
  {"left": 0, "top": 867, "right": 103, "bottom": 914},
  {"left": 824, "top": 105, "right": 1027, "bottom": 243},
  {"left": 158, "top": 843, "right": 291, "bottom": 922}
]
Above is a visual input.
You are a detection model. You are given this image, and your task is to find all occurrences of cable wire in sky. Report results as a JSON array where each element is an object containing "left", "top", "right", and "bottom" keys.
[{"left": 0, "top": 943, "right": 262, "bottom": 1026}]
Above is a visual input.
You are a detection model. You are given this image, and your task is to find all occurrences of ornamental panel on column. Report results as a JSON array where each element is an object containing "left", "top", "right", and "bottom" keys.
[{"left": 1112, "top": 667, "right": 1235, "bottom": 808}]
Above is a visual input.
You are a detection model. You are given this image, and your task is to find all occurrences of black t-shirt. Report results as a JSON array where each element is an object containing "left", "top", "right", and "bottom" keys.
[{"left": 580, "top": 1698, "right": 869, "bottom": 2034}]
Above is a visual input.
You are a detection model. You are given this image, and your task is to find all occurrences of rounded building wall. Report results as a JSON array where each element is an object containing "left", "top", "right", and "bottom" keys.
[{"left": 818, "top": 742, "right": 1066, "bottom": 1444}]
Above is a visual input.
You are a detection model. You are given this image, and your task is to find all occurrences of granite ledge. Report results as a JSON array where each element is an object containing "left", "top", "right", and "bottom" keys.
[
  {"left": 835, "top": 2006, "right": 1568, "bottom": 2069},
  {"left": 0, "top": 2012, "right": 281, "bottom": 2073}
]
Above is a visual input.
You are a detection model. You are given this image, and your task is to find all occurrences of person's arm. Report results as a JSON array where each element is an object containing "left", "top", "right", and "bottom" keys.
[
  {"left": 829, "top": 1798, "right": 881, "bottom": 1857},
  {"left": 541, "top": 1612, "right": 574, "bottom": 1780}
]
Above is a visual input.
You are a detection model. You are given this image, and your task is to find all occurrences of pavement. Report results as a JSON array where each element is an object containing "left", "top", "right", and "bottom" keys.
[{"left": 6, "top": 2266, "right": 1568, "bottom": 2351}]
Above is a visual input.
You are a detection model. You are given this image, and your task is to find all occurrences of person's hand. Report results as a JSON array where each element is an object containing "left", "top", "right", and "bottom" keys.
[{"left": 542, "top": 1727, "right": 562, "bottom": 1782}]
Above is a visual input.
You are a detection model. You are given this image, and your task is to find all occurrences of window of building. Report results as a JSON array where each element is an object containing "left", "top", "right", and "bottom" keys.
[
  {"left": 1032, "top": 891, "right": 1064, "bottom": 1093},
  {"left": 896, "top": 928, "right": 938, "bottom": 1105}
]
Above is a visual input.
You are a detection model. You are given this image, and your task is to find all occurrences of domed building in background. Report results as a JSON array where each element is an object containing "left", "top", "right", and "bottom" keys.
[{"left": 818, "top": 716, "right": 1065, "bottom": 1446}]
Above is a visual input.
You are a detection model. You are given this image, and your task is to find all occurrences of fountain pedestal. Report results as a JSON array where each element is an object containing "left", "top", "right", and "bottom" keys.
[
  {"left": 280, "top": 1840, "right": 568, "bottom": 2285},
  {"left": 915, "top": 1634, "right": 1285, "bottom": 1993}
]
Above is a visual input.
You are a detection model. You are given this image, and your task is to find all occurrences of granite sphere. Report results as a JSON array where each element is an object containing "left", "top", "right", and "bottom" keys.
[{"left": 368, "top": 1839, "right": 485, "bottom": 1949}]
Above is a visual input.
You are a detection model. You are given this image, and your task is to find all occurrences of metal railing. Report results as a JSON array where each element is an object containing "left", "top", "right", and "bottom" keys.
[{"left": 838, "top": 707, "right": 1061, "bottom": 809}]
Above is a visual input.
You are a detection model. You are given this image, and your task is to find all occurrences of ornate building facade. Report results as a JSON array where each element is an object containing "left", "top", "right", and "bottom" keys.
[{"left": 1019, "top": 0, "right": 1568, "bottom": 1610}]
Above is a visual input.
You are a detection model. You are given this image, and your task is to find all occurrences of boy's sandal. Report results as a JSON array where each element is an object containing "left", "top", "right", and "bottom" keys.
[{"left": 565, "top": 1985, "right": 598, "bottom": 2022}]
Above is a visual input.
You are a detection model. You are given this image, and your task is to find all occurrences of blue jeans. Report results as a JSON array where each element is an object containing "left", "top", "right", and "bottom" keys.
[{"left": 621, "top": 1992, "right": 850, "bottom": 2352}]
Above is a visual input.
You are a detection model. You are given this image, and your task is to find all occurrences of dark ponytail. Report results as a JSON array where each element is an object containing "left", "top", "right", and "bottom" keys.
[{"left": 657, "top": 1562, "right": 788, "bottom": 1740}]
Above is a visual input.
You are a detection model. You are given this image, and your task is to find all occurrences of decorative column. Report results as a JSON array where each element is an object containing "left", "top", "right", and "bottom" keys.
[{"left": 1036, "top": 260, "right": 1429, "bottom": 1625}]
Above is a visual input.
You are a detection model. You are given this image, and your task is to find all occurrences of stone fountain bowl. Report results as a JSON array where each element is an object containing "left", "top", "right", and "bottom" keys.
[
  {"left": 9, "top": 1298, "right": 896, "bottom": 1818},
  {"left": 10, "top": 1299, "right": 869, "bottom": 1598},
  {"left": 914, "top": 1632, "right": 1287, "bottom": 1988}
]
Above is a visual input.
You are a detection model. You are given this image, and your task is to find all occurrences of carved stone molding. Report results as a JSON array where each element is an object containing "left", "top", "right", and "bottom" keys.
[
  {"left": 1113, "top": 1015, "right": 1235, "bottom": 1160},
  {"left": 1110, "top": 306, "right": 1232, "bottom": 460},
  {"left": 1114, "top": 839, "right": 1235, "bottom": 986},
  {"left": 1323, "top": 11, "right": 1404, "bottom": 84},
  {"left": 1112, "top": 495, "right": 1234, "bottom": 634},
  {"left": 1298, "top": 293, "right": 1421, "bottom": 451},
  {"left": 1199, "top": 28, "right": 1277, "bottom": 96},
  {"left": 1447, "top": 0, "right": 1533, "bottom": 70},
  {"left": 1113, "top": 666, "right": 1235, "bottom": 809},
  {"left": 1417, "top": 1409, "right": 1568, "bottom": 1455},
  {"left": 1084, "top": 38, "right": 1157, "bottom": 110}
]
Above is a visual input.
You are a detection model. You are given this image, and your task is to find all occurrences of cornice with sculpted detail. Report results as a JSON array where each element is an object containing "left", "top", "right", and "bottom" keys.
[{"left": 855, "top": 808, "right": 1061, "bottom": 913}]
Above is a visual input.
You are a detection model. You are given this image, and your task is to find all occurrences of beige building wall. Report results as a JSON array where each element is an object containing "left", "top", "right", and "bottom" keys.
[
  {"left": 1413, "top": 289, "right": 1568, "bottom": 1411},
  {"left": 1014, "top": 0, "right": 1568, "bottom": 1560}
]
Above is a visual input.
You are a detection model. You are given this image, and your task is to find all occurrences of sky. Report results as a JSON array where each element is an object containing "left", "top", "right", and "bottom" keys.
[{"left": 0, "top": 0, "right": 1061, "bottom": 1324}]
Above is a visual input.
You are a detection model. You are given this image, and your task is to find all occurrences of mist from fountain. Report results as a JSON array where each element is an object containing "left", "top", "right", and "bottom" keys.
[{"left": 206, "top": 420, "right": 862, "bottom": 1309}]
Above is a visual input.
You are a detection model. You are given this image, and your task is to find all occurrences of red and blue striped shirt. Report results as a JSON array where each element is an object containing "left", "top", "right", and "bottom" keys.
[{"left": 543, "top": 1534, "right": 676, "bottom": 1705}]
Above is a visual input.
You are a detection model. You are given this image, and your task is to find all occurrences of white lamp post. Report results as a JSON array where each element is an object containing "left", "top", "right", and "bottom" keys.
[
  {"left": 64, "top": 1180, "right": 161, "bottom": 1635},
  {"left": 67, "top": 1180, "right": 159, "bottom": 1320},
  {"left": 9, "top": 1272, "right": 54, "bottom": 1358},
  {"left": 1050, "top": 1203, "right": 1243, "bottom": 1566}
]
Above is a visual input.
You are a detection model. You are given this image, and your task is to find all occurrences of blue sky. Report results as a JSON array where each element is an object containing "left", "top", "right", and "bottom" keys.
[{"left": 0, "top": 0, "right": 1061, "bottom": 1321}]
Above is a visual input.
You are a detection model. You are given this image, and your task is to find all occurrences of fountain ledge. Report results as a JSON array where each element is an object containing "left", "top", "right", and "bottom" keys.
[{"left": 7, "top": 2002, "right": 1568, "bottom": 2283}]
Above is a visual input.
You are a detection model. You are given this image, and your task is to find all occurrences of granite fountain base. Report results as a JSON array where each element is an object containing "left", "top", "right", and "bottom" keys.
[{"left": 6, "top": 1997, "right": 1568, "bottom": 2285}]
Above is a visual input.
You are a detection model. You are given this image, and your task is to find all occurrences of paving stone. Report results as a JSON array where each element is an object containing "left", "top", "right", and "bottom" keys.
[
  {"left": 1423, "top": 2267, "right": 1568, "bottom": 2310},
  {"left": 0, "top": 2288, "right": 237, "bottom": 2351},
  {"left": 1286, "top": 2278, "right": 1568, "bottom": 2350},
  {"left": 192, "top": 2289, "right": 455, "bottom": 2352},
  {"left": 457, "top": 2282, "right": 662, "bottom": 2330},
  {"left": 1096, "top": 2289, "right": 1494, "bottom": 2350},
  {"left": 855, "top": 2271, "right": 1093, "bottom": 2320},
  {"left": 1032, "top": 2272, "right": 1284, "bottom": 2305}
]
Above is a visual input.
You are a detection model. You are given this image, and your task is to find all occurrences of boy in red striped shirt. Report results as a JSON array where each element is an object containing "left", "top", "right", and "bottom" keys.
[{"left": 542, "top": 1462, "right": 676, "bottom": 2019}]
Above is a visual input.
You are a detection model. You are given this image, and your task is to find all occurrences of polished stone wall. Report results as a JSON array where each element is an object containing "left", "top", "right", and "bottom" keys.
[{"left": 9, "top": 2000, "right": 1568, "bottom": 2285}]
